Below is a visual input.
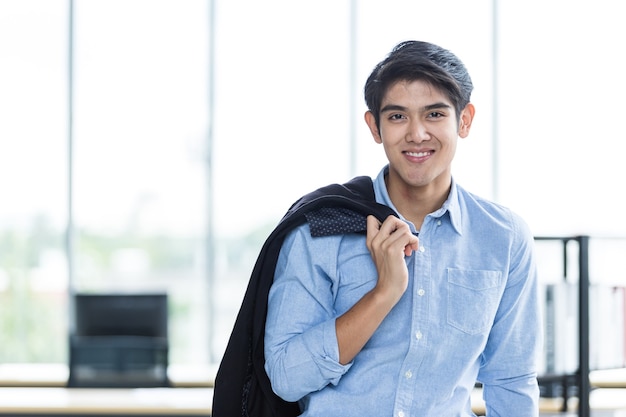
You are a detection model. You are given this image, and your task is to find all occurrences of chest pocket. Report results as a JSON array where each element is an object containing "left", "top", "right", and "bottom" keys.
[{"left": 447, "top": 268, "right": 503, "bottom": 335}]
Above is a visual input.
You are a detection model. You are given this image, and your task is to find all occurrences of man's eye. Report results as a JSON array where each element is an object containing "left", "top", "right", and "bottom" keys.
[
  {"left": 427, "top": 112, "right": 443, "bottom": 118},
  {"left": 389, "top": 114, "right": 404, "bottom": 120}
]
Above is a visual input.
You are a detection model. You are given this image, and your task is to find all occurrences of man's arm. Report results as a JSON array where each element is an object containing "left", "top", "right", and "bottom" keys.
[{"left": 479, "top": 218, "right": 542, "bottom": 415}]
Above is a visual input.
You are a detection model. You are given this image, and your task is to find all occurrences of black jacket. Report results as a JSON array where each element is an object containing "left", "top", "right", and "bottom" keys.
[{"left": 211, "top": 176, "right": 397, "bottom": 417}]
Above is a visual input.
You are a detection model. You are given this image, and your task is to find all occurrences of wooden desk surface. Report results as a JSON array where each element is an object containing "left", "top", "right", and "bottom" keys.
[
  {"left": 2, "top": 364, "right": 625, "bottom": 416},
  {"left": 0, "top": 387, "right": 212, "bottom": 416},
  {"left": 1, "top": 386, "right": 625, "bottom": 416},
  {"left": 471, "top": 388, "right": 626, "bottom": 415}
]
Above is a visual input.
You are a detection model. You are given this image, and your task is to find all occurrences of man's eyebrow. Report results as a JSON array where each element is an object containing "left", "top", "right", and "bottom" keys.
[
  {"left": 422, "top": 102, "right": 452, "bottom": 112},
  {"left": 380, "top": 104, "right": 408, "bottom": 113},
  {"left": 380, "top": 102, "right": 452, "bottom": 113}
]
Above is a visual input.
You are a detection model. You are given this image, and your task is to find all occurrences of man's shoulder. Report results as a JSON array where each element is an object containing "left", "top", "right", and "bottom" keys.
[
  {"left": 455, "top": 184, "right": 531, "bottom": 235},
  {"left": 456, "top": 184, "right": 514, "bottom": 216}
]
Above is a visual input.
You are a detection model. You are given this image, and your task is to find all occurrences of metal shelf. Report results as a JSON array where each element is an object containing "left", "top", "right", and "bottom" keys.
[{"left": 535, "top": 236, "right": 590, "bottom": 417}]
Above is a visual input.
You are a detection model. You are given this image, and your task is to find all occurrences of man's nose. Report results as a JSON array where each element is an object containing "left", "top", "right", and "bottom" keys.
[{"left": 406, "top": 119, "right": 430, "bottom": 142}]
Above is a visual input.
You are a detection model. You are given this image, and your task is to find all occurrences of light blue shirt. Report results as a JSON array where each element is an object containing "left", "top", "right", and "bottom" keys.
[{"left": 265, "top": 166, "right": 541, "bottom": 416}]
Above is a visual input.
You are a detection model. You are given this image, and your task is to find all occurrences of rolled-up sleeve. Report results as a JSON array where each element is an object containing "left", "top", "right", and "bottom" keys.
[{"left": 264, "top": 225, "right": 352, "bottom": 402}]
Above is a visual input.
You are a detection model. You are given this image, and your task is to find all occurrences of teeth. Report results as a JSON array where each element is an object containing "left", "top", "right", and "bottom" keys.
[{"left": 406, "top": 151, "right": 430, "bottom": 157}]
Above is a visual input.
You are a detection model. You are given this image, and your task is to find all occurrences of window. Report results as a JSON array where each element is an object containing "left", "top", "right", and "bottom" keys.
[
  {"left": 0, "top": 0, "right": 68, "bottom": 363},
  {"left": 3, "top": 0, "right": 626, "bottom": 373},
  {"left": 71, "top": 0, "right": 211, "bottom": 365}
]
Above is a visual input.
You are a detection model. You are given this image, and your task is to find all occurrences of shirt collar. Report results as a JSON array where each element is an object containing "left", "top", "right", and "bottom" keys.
[{"left": 373, "top": 165, "right": 463, "bottom": 236}]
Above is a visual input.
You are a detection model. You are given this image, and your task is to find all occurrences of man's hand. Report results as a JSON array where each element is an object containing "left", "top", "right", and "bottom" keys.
[
  {"left": 366, "top": 215, "right": 419, "bottom": 302},
  {"left": 335, "top": 215, "right": 419, "bottom": 365}
]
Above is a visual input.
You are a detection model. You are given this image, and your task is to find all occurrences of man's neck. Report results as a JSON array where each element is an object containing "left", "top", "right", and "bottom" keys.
[{"left": 385, "top": 176, "right": 451, "bottom": 230}]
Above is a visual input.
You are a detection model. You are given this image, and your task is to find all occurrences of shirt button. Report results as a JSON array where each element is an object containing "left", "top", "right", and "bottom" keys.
[
  {"left": 436, "top": 220, "right": 442, "bottom": 226},
  {"left": 398, "top": 411, "right": 405, "bottom": 417},
  {"left": 418, "top": 289, "right": 425, "bottom": 296},
  {"left": 419, "top": 245, "right": 425, "bottom": 253},
  {"left": 415, "top": 331, "right": 423, "bottom": 340},
  {"left": 405, "top": 370, "right": 413, "bottom": 379}
]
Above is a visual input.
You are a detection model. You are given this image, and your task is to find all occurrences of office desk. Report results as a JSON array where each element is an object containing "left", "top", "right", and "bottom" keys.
[{"left": 0, "top": 387, "right": 212, "bottom": 416}]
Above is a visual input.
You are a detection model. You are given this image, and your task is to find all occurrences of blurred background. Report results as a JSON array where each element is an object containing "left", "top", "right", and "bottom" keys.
[{"left": 1, "top": 0, "right": 625, "bottom": 372}]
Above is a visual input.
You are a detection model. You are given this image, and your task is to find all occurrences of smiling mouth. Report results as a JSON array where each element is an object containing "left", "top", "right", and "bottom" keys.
[{"left": 405, "top": 151, "right": 432, "bottom": 157}]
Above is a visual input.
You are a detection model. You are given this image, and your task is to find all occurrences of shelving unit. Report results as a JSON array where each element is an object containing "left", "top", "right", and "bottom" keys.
[{"left": 535, "top": 236, "right": 590, "bottom": 417}]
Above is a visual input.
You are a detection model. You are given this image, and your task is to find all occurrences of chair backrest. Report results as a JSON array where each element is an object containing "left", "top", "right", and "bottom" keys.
[{"left": 68, "top": 293, "right": 170, "bottom": 388}]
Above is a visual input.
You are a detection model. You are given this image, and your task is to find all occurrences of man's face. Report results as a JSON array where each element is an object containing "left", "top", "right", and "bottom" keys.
[{"left": 366, "top": 79, "right": 473, "bottom": 194}]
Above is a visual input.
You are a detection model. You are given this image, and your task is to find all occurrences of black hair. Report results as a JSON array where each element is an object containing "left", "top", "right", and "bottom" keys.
[{"left": 364, "top": 40, "right": 473, "bottom": 130}]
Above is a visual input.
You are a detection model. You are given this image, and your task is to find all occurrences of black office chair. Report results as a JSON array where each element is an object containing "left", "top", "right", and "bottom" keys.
[{"left": 68, "top": 293, "right": 170, "bottom": 388}]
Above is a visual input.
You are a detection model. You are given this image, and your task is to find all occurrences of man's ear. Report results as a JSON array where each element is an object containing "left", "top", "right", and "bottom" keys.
[
  {"left": 458, "top": 103, "right": 475, "bottom": 138},
  {"left": 364, "top": 111, "right": 383, "bottom": 144}
]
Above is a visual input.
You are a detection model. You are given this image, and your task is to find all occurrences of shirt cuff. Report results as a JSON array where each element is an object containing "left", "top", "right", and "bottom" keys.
[{"left": 312, "top": 318, "right": 352, "bottom": 385}]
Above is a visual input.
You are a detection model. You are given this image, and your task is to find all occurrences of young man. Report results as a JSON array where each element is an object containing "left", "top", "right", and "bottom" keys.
[{"left": 262, "top": 40, "right": 541, "bottom": 416}]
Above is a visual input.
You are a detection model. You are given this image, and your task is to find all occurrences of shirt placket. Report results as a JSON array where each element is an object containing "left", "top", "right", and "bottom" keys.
[{"left": 393, "top": 226, "right": 431, "bottom": 417}]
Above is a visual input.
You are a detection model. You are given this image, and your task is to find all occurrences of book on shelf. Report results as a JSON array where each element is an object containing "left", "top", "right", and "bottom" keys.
[
  {"left": 589, "top": 285, "right": 625, "bottom": 371},
  {"left": 539, "top": 281, "right": 579, "bottom": 398}
]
